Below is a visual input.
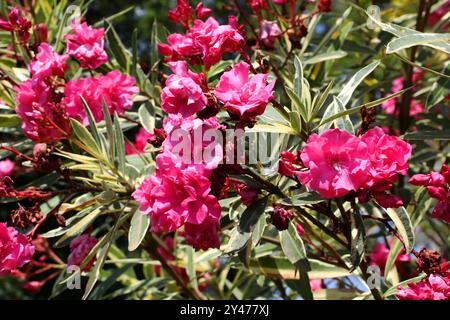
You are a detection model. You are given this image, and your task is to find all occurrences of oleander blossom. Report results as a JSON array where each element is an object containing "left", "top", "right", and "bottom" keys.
[
  {"left": 396, "top": 274, "right": 450, "bottom": 300},
  {"left": 158, "top": 16, "right": 244, "bottom": 69},
  {"left": 132, "top": 167, "right": 221, "bottom": 235},
  {"left": 161, "top": 61, "right": 207, "bottom": 117},
  {"left": 65, "top": 20, "right": 108, "bottom": 69},
  {"left": 160, "top": 115, "right": 224, "bottom": 175},
  {"left": 29, "top": 43, "right": 68, "bottom": 79},
  {"left": 361, "top": 127, "right": 412, "bottom": 188},
  {"left": 15, "top": 79, "right": 71, "bottom": 142},
  {"left": 409, "top": 164, "right": 450, "bottom": 223},
  {"left": 0, "top": 222, "right": 35, "bottom": 275},
  {"left": 67, "top": 234, "right": 98, "bottom": 272},
  {"left": 63, "top": 71, "right": 138, "bottom": 125},
  {"left": 260, "top": 20, "right": 282, "bottom": 48},
  {"left": 214, "top": 62, "right": 275, "bottom": 123},
  {"left": 132, "top": 115, "right": 223, "bottom": 249},
  {"left": 295, "top": 129, "right": 370, "bottom": 198},
  {"left": 0, "top": 159, "right": 15, "bottom": 178}
]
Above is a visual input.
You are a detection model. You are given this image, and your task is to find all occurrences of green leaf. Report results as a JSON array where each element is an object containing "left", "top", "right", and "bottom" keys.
[
  {"left": 54, "top": 207, "right": 101, "bottom": 247},
  {"left": 248, "top": 256, "right": 350, "bottom": 280},
  {"left": 349, "top": 211, "right": 366, "bottom": 272},
  {"left": 384, "top": 207, "right": 415, "bottom": 254},
  {"left": 0, "top": 114, "right": 21, "bottom": 128},
  {"left": 105, "top": 22, "right": 130, "bottom": 71},
  {"left": 328, "top": 97, "right": 355, "bottom": 134},
  {"left": 128, "top": 210, "right": 150, "bottom": 251},
  {"left": 304, "top": 50, "right": 347, "bottom": 65},
  {"left": 336, "top": 60, "right": 380, "bottom": 108},
  {"left": 286, "top": 87, "right": 308, "bottom": 121},
  {"left": 277, "top": 192, "right": 324, "bottom": 206},
  {"left": 224, "top": 197, "right": 268, "bottom": 254},
  {"left": 289, "top": 110, "right": 302, "bottom": 134},
  {"left": 402, "top": 130, "right": 450, "bottom": 140},
  {"left": 186, "top": 246, "right": 198, "bottom": 289},
  {"left": 113, "top": 113, "right": 126, "bottom": 173},
  {"left": 280, "top": 222, "right": 311, "bottom": 272},
  {"left": 70, "top": 118, "right": 101, "bottom": 156},
  {"left": 383, "top": 273, "right": 427, "bottom": 298},
  {"left": 364, "top": 8, "right": 450, "bottom": 53},
  {"left": 386, "top": 33, "right": 450, "bottom": 54},
  {"left": 138, "top": 103, "right": 155, "bottom": 134}
]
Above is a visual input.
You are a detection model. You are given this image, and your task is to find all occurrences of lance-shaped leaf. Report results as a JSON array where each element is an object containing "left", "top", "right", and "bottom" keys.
[
  {"left": 386, "top": 33, "right": 450, "bottom": 54},
  {"left": 304, "top": 50, "right": 347, "bottom": 65},
  {"left": 349, "top": 211, "right": 366, "bottom": 272},
  {"left": 224, "top": 197, "right": 268, "bottom": 254},
  {"left": 279, "top": 222, "right": 311, "bottom": 272},
  {"left": 128, "top": 209, "right": 150, "bottom": 251},
  {"left": 384, "top": 206, "right": 415, "bottom": 254},
  {"left": 277, "top": 192, "right": 324, "bottom": 206}
]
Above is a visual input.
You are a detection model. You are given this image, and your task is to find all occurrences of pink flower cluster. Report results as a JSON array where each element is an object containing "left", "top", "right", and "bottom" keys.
[
  {"left": 158, "top": 14, "right": 244, "bottom": 69},
  {"left": 67, "top": 234, "right": 98, "bottom": 272},
  {"left": 65, "top": 20, "right": 108, "bottom": 69},
  {"left": 0, "top": 7, "right": 32, "bottom": 43},
  {"left": 410, "top": 164, "right": 450, "bottom": 223},
  {"left": 296, "top": 127, "right": 411, "bottom": 207},
  {"left": 63, "top": 70, "right": 138, "bottom": 125},
  {"left": 0, "top": 223, "right": 35, "bottom": 275},
  {"left": 397, "top": 274, "right": 450, "bottom": 300},
  {"left": 29, "top": 43, "right": 68, "bottom": 79},
  {"left": 16, "top": 77, "right": 71, "bottom": 142},
  {"left": 133, "top": 114, "right": 223, "bottom": 250},
  {"left": 161, "top": 61, "right": 207, "bottom": 117},
  {"left": 381, "top": 70, "right": 424, "bottom": 117},
  {"left": 214, "top": 62, "right": 275, "bottom": 124}
]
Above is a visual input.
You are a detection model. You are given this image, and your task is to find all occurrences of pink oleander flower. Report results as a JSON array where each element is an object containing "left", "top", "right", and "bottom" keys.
[
  {"left": 260, "top": 20, "right": 282, "bottom": 48},
  {"left": 65, "top": 20, "right": 108, "bottom": 69},
  {"left": 373, "top": 192, "right": 404, "bottom": 208},
  {"left": 15, "top": 79, "right": 71, "bottom": 142},
  {"left": 63, "top": 71, "right": 138, "bottom": 125},
  {"left": 125, "top": 127, "right": 153, "bottom": 154},
  {"left": 184, "top": 216, "right": 220, "bottom": 250},
  {"left": 278, "top": 151, "right": 300, "bottom": 177},
  {"left": 370, "top": 242, "right": 410, "bottom": 275},
  {"left": 0, "top": 8, "right": 32, "bottom": 43},
  {"left": 409, "top": 164, "right": 450, "bottom": 223},
  {"left": 296, "top": 129, "right": 370, "bottom": 198},
  {"left": 29, "top": 43, "right": 68, "bottom": 79},
  {"left": 158, "top": 16, "right": 244, "bottom": 69},
  {"left": 168, "top": 0, "right": 192, "bottom": 28},
  {"left": 132, "top": 166, "right": 221, "bottom": 235},
  {"left": 396, "top": 274, "right": 450, "bottom": 300},
  {"left": 161, "top": 61, "right": 207, "bottom": 117},
  {"left": 67, "top": 234, "right": 98, "bottom": 272},
  {"left": 195, "top": 3, "right": 212, "bottom": 19},
  {"left": 98, "top": 70, "right": 139, "bottom": 116},
  {"left": 160, "top": 115, "right": 224, "bottom": 175},
  {"left": 63, "top": 77, "right": 102, "bottom": 123},
  {"left": 0, "top": 159, "right": 15, "bottom": 178},
  {"left": 0, "top": 222, "right": 35, "bottom": 275},
  {"left": 361, "top": 127, "right": 412, "bottom": 188},
  {"left": 432, "top": 201, "right": 450, "bottom": 223},
  {"left": 214, "top": 62, "right": 275, "bottom": 123}
]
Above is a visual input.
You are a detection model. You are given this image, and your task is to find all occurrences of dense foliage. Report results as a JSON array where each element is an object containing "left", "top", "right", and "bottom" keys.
[{"left": 0, "top": 0, "right": 449, "bottom": 300}]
